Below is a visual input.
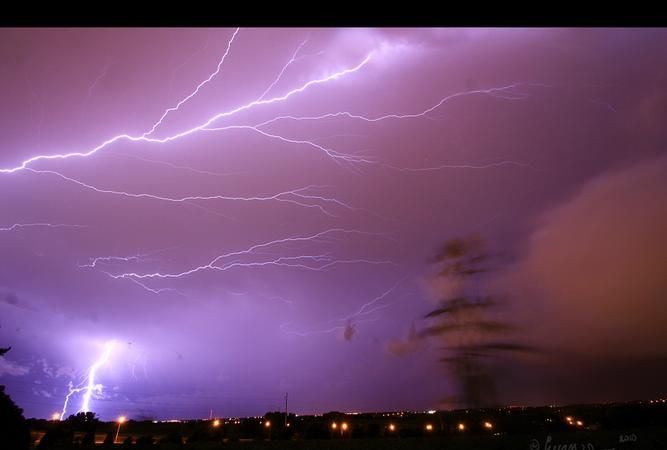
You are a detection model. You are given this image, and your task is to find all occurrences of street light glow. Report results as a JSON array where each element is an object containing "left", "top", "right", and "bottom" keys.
[
  {"left": 458, "top": 423, "right": 465, "bottom": 431},
  {"left": 115, "top": 416, "right": 127, "bottom": 444},
  {"left": 425, "top": 424, "right": 433, "bottom": 431},
  {"left": 484, "top": 421, "right": 493, "bottom": 429},
  {"left": 265, "top": 420, "right": 271, "bottom": 428},
  {"left": 341, "top": 422, "right": 348, "bottom": 431},
  {"left": 389, "top": 423, "right": 396, "bottom": 431},
  {"left": 331, "top": 422, "right": 337, "bottom": 429},
  {"left": 213, "top": 419, "right": 220, "bottom": 427}
]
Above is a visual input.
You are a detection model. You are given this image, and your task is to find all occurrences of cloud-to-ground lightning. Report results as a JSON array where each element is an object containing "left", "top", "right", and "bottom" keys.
[
  {"left": 60, "top": 340, "right": 115, "bottom": 419},
  {"left": 2, "top": 28, "right": 658, "bottom": 422}
]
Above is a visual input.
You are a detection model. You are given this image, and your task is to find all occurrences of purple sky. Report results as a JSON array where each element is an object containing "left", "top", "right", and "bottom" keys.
[{"left": 1, "top": 28, "right": 666, "bottom": 420}]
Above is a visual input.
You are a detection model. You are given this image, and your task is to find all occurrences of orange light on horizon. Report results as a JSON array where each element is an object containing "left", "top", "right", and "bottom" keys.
[
  {"left": 425, "top": 424, "right": 433, "bottom": 431},
  {"left": 265, "top": 420, "right": 271, "bottom": 428},
  {"left": 115, "top": 416, "right": 126, "bottom": 445},
  {"left": 212, "top": 419, "right": 220, "bottom": 427},
  {"left": 388, "top": 424, "right": 396, "bottom": 431},
  {"left": 458, "top": 423, "right": 465, "bottom": 431},
  {"left": 576, "top": 420, "right": 583, "bottom": 426},
  {"left": 341, "top": 422, "right": 348, "bottom": 431},
  {"left": 331, "top": 422, "right": 337, "bottom": 430},
  {"left": 484, "top": 421, "right": 493, "bottom": 429},
  {"left": 51, "top": 413, "right": 60, "bottom": 421}
]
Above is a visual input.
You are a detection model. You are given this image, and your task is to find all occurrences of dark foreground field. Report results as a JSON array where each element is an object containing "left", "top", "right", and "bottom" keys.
[
  {"left": 28, "top": 401, "right": 667, "bottom": 450},
  {"left": 28, "top": 427, "right": 667, "bottom": 450},
  {"left": 168, "top": 428, "right": 665, "bottom": 450}
]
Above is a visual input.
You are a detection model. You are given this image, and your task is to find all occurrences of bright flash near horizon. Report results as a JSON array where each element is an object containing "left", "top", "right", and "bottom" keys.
[{"left": 59, "top": 341, "right": 115, "bottom": 420}]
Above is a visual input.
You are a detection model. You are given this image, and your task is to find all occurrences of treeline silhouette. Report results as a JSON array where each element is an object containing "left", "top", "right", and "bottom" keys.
[
  {"left": 0, "top": 347, "right": 31, "bottom": 450},
  {"left": 24, "top": 401, "right": 667, "bottom": 449}
]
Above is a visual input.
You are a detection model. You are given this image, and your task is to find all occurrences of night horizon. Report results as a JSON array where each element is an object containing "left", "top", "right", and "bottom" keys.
[{"left": 1, "top": 28, "right": 666, "bottom": 425}]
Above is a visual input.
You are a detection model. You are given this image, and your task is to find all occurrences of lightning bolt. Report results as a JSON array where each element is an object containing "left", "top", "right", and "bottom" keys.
[
  {"left": 255, "top": 83, "right": 545, "bottom": 126},
  {"left": 143, "top": 28, "right": 241, "bottom": 138},
  {"left": 0, "top": 49, "right": 374, "bottom": 174},
  {"left": 256, "top": 36, "right": 310, "bottom": 101},
  {"left": 280, "top": 279, "right": 405, "bottom": 338},
  {"left": 60, "top": 340, "right": 115, "bottom": 419},
  {"left": 0, "top": 223, "right": 85, "bottom": 232},
  {"left": 76, "top": 229, "right": 394, "bottom": 295},
  {"left": 116, "top": 152, "right": 252, "bottom": 178},
  {"left": 338, "top": 277, "right": 406, "bottom": 322},
  {"left": 279, "top": 318, "right": 380, "bottom": 337},
  {"left": 24, "top": 168, "right": 360, "bottom": 218}
]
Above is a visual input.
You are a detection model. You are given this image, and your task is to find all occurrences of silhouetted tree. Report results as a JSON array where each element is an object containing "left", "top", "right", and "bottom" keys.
[
  {"left": 420, "top": 235, "right": 532, "bottom": 408},
  {"left": 66, "top": 411, "right": 99, "bottom": 428},
  {"left": 0, "top": 347, "right": 30, "bottom": 450}
]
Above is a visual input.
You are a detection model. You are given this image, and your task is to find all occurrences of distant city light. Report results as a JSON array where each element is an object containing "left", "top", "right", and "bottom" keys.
[
  {"left": 425, "top": 424, "right": 433, "bottom": 431},
  {"left": 117, "top": 416, "right": 126, "bottom": 424},
  {"left": 51, "top": 413, "right": 60, "bottom": 421},
  {"left": 484, "top": 421, "right": 493, "bottom": 429},
  {"left": 341, "top": 422, "right": 348, "bottom": 431},
  {"left": 213, "top": 419, "right": 220, "bottom": 427},
  {"left": 388, "top": 424, "right": 396, "bottom": 431},
  {"left": 427, "top": 410, "right": 436, "bottom": 414},
  {"left": 458, "top": 423, "right": 465, "bottom": 431},
  {"left": 331, "top": 422, "right": 337, "bottom": 429},
  {"left": 576, "top": 420, "right": 583, "bottom": 426},
  {"left": 265, "top": 420, "right": 271, "bottom": 428}
]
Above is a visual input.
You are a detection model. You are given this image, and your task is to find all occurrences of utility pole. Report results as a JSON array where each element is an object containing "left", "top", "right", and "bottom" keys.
[{"left": 284, "top": 392, "right": 288, "bottom": 427}]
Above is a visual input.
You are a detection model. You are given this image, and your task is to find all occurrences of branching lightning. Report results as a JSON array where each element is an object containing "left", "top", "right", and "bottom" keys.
[
  {"left": 143, "top": 28, "right": 241, "bottom": 138},
  {"left": 25, "top": 168, "right": 356, "bottom": 217},
  {"left": 256, "top": 37, "right": 310, "bottom": 102},
  {"left": 83, "top": 229, "right": 395, "bottom": 294},
  {"left": 2, "top": 31, "right": 551, "bottom": 420},
  {"left": 0, "top": 49, "right": 374, "bottom": 174},
  {"left": 60, "top": 340, "right": 115, "bottom": 419}
]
